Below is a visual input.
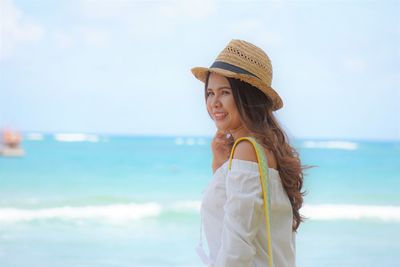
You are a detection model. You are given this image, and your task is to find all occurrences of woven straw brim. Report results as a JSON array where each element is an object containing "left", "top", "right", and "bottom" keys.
[{"left": 191, "top": 67, "right": 283, "bottom": 111}]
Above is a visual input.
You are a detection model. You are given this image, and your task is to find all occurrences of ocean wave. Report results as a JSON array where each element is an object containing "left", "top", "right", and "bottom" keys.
[
  {"left": 0, "top": 203, "right": 162, "bottom": 223},
  {"left": 25, "top": 133, "right": 44, "bottom": 141},
  {"left": 170, "top": 200, "right": 201, "bottom": 211},
  {"left": 301, "top": 204, "right": 400, "bottom": 221},
  {"left": 174, "top": 137, "right": 207, "bottom": 146},
  {"left": 0, "top": 202, "right": 399, "bottom": 223},
  {"left": 54, "top": 133, "right": 100, "bottom": 143},
  {"left": 302, "top": 141, "right": 358, "bottom": 150}
]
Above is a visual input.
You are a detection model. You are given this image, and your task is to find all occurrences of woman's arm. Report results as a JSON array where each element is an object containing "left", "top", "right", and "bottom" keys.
[
  {"left": 211, "top": 131, "right": 234, "bottom": 174},
  {"left": 213, "top": 141, "right": 263, "bottom": 267}
]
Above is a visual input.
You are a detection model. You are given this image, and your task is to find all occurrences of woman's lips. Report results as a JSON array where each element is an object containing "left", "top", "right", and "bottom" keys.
[{"left": 214, "top": 112, "right": 227, "bottom": 121}]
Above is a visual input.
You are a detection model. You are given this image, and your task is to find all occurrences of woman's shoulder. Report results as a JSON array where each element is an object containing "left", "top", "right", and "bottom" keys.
[
  {"left": 232, "top": 140, "right": 258, "bottom": 162},
  {"left": 232, "top": 138, "right": 278, "bottom": 169}
]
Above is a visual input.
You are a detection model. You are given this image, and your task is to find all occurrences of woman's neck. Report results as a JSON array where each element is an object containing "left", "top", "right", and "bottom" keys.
[{"left": 229, "top": 124, "right": 252, "bottom": 141}]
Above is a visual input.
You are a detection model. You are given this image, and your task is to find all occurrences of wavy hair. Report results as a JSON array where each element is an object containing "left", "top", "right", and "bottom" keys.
[{"left": 204, "top": 72, "right": 314, "bottom": 232}]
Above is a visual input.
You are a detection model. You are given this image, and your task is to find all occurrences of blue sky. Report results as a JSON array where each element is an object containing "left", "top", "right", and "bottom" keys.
[{"left": 0, "top": 0, "right": 399, "bottom": 140}]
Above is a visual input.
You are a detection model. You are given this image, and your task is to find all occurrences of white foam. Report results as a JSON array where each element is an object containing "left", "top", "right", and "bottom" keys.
[
  {"left": 196, "top": 138, "right": 207, "bottom": 146},
  {"left": 170, "top": 201, "right": 201, "bottom": 212},
  {"left": 25, "top": 133, "right": 44, "bottom": 141},
  {"left": 1, "top": 202, "right": 399, "bottom": 223},
  {"left": 175, "top": 137, "right": 205, "bottom": 146},
  {"left": 0, "top": 203, "right": 161, "bottom": 223},
  {"left": 300, "top": 204, "right": 400, "bottom": 222},
  {"left": 186, "top": 137, "right": 195, "bottom": 146},
  {"left": 302, "top": 141, "right": 358, "bottom": 150},
  {"left": 54, "top": 133, "right": 99, "bottom": 143},
  {"left": 175, "top": 137, "right": 184, "bottom": 145}
]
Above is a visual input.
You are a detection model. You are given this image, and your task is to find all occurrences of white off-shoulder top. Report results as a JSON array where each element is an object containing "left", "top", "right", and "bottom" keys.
[{"left": 196, "top": 159, "right": 296, "bottom": 267}]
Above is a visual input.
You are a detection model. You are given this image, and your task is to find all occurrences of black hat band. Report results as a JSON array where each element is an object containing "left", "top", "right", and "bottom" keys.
[{"left": 210, "top": 61, "right": 260, "bottom": 79}]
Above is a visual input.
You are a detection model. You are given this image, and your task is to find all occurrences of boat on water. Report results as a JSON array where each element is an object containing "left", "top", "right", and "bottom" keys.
[{"left": 0, "top": 130, "right": 25, "bottom": 157}]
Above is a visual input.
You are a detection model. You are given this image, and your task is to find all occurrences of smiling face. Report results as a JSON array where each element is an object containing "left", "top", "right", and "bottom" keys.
[{"left": 206, "top": 72, "right": 243, "bottom": 132}]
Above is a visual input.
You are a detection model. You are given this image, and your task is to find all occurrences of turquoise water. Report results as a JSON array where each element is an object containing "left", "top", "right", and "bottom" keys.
[{"left": 0, "top": 134, "right": 399, "bottom": 266}]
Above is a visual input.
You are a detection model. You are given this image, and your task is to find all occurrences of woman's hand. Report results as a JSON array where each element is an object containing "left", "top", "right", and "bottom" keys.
[{"left": 211, "top": 130, "right": 234, "bottom": 173}]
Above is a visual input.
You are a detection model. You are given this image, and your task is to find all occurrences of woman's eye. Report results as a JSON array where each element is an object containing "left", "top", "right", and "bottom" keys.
[{"left": 206, "top": 91, "right": 229, "bottom": 96}]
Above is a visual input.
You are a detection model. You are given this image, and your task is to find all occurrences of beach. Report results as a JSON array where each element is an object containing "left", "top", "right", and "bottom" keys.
[{"left": 0, "top": 134, "right": 399, "bottom": 266}]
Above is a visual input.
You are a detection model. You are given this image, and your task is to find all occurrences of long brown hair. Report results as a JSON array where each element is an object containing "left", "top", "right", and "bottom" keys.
[{"left": 205, "top": 72, "right": 313, "bottom": 232}]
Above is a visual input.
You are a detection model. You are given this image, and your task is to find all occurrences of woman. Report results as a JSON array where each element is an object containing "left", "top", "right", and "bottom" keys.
[{"left": 191, "top": 39, "right": 309, "bottom": 267}]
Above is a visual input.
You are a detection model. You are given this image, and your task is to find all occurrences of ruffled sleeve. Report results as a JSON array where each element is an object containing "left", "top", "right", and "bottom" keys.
[
  {"left": 212, "top": 159, "right": 264, "bottom": 267},
  {"left": 213, "top": 160, "right": 228, "bottom": 179}
]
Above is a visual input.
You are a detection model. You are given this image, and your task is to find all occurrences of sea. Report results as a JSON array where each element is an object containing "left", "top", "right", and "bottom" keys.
[{"left": 0, "top": 133, "right": 399, "bottom": 267}]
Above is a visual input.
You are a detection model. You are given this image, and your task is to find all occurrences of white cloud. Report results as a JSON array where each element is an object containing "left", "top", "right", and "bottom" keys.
[
  {"left": 158, "top": 0, "right": 216, "bottom": 19},
  {"left": 54, "top": 31, "right": 74, "bottom": 49},
  {"left": 343, "top": 58, "right": 367, "bottom": 73},
  {"left": 76, "top": 0, "right": 217, "bottom": 37},
  {"left": 78, "top": 27, "right": 109, "bottom": 48},
  {"left": 80, "top": 0, "right": 216, "bottom": 19},
  {"left": 229, "top": 19, "right": 284, "bottom": 47},
  {"left": 53, "top": 27, "right": 109, "bottom": 49},
  {"left": 0, "top": 0, "right": 44, "bottom": 61}
]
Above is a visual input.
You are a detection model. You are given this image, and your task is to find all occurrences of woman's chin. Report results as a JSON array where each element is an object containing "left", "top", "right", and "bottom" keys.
[{"left": 215, "top": 124, "right": 228, "bottom": 131}]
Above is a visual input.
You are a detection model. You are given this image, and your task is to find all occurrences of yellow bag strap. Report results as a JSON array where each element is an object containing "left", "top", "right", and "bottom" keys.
[{"left": 228, "top": 136, "right": 274, "bottom": 267}]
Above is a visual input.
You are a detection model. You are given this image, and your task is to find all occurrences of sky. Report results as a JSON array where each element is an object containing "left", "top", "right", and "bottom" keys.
[{"left": 0, "top": 0, "right": 399, "bottom": 141}]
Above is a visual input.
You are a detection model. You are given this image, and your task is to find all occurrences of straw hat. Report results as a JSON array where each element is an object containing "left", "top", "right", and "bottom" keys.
[{"left": 191, "top": 39, "right": 283, "bottom": 111}]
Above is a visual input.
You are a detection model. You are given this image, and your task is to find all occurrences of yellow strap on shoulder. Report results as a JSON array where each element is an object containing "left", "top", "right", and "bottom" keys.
[{"left": 228, "top": 136, "right": 274, "bottom": 267}]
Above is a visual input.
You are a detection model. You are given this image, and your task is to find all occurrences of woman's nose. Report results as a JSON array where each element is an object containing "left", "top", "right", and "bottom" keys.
[{"left": 211, "top": 96, "right": 222, "bottom": 108}]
